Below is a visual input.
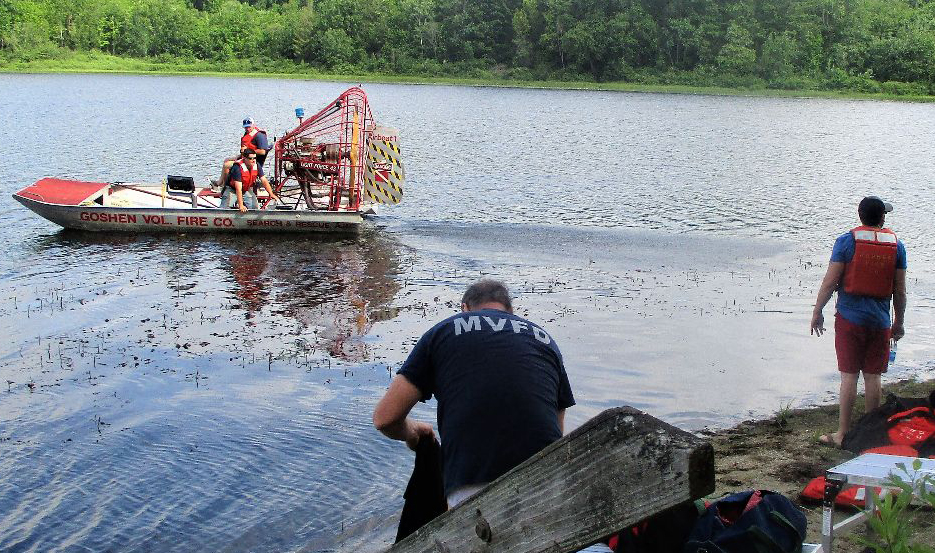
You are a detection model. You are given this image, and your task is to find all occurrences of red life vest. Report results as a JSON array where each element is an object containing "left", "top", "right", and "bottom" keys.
[
  {"left": 842, "top": 226, "right": 898, "bottom": 298},
  {"left": 886, "top": 406, "right": 935, "bottom": 446},
  {"left": 799, "top": 445, "right": 918, "bottom": 508},
  {"left": 231, "top": 160, "right": 259, "bottom": 190},
  {"left": 241, "top": 127, "right": 267, "bottom": 151}
]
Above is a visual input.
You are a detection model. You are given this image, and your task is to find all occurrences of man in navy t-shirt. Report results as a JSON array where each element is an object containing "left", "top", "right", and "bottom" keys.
[
  {"left": 374, "top": 279, "right": 575, "bottom": 507},
  {"left": 219, "top": 149, "right": 279, "bottom": 212},
  {"left": 810, "top": 196, "right": 907, "bottom": 448}
]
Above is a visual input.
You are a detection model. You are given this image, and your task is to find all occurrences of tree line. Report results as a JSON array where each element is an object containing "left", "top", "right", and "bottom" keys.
[{"left": 2, "top": 0, "right": 934, "bottom": 94}]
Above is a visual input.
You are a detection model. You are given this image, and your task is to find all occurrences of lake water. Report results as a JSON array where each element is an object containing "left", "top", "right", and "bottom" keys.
[{"left": 1, "top": 74, "right": 934, "bottom": 552}]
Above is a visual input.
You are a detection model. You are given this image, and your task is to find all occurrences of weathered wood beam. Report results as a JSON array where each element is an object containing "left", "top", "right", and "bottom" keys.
[{"left": 383, "top": 406, "right": 714, "bottom": 553}]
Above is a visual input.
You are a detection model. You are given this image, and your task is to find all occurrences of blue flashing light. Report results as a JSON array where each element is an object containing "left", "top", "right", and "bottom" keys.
[{"left": 295, "top": 107, "right": 305, "bottom": 118}]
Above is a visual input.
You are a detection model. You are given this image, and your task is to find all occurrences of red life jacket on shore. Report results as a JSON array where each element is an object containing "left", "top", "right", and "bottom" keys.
[
  {"left": 842, "top": 226, "right": 898, "bottom": 298},
  {"left": 799, "top": 445, "right": 919, "bottom": 508},
  {"left": 241, "top": 127, "right": 267, "bottom": 151},
  {"left": 887, "top": 406, "right": 935, "bottom": 446},
  {"left": 230, "top": 160, "right": 259, "bottom": 190}
]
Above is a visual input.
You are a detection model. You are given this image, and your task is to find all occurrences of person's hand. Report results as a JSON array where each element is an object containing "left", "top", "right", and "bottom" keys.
[
  {"left": 238, "top": 202, "right": 247, "bottom": 213},
  {"left": 271, "top": 195, "right": 279, "bottom": 203},
  {"left": 892, "top": 321, "right": 905, "bottom": 341},
  {"left": 810, "top": 311, "right": 825, "bottom": 336},
  {"left": 405, "top": 420, "right": 435, "bottom": 451}
]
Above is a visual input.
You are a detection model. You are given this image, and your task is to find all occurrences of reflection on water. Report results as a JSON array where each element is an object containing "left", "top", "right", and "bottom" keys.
[
  {"left": 0, "top": 227, "right": 411, "bottom": 553},
  {"left": 12, "top": 228, "right": 407, "bottom": 362},
  {"left": 273, "top": 242, "right": 404, "bottom": 361},
  {"left": 230, "top": 249, "right": 269, "bottom": 314}
]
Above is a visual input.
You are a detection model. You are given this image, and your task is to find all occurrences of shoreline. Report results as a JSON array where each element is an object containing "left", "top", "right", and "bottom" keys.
[
  {"left": 706, "top": 376, "right": 935, "bottom": 551},
  {"left": 3, "top": 56, "right": 935, "bottom": 104},
  {"left": 314, "top": 376, "right": 935, "bottom": 552}
]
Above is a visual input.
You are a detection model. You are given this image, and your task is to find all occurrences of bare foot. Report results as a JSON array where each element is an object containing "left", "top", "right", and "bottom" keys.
[{"left": 818, "top": 433, "right": 842, "bottom": 448}]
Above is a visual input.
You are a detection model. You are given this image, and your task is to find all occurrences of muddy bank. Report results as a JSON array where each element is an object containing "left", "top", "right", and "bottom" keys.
[{"left": 705, "top": 377, "right": 935, "bottom": 551}]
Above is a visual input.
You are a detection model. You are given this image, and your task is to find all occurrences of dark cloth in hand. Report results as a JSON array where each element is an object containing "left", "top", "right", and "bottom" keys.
[{"left": 395, "top": 437, "right": 447, "bottom": 543}]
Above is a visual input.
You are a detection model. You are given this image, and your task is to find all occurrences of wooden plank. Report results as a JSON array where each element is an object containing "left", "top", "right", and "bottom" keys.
[{"left": 379, "top": 406, "right": 714, "bottom": 553}]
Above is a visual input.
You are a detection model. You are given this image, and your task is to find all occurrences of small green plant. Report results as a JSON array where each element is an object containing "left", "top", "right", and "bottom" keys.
[
  {"left": 775, "top": 401, "right": 794, "bottom": 428},
  {"left": 858, "top": 459, "right": 935, "bottom": 553}
]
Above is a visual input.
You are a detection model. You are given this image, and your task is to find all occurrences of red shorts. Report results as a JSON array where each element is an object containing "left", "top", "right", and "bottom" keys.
[{"left": 835, "top": 313, "right": 891, "bottom": 375}]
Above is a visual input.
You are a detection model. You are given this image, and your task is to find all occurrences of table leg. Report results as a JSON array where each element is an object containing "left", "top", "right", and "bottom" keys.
[{"left": 822, "top": 474, "right": 846, "bottom": 552}]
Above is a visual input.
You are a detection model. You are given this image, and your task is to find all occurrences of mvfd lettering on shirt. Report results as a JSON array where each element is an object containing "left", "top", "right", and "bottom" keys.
[{"left": 453, "top": 315, "right": 552, "bottom": 344}]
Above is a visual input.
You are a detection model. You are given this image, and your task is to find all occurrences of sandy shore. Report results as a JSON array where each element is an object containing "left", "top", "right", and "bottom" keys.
[{"left": 705, "top": 377, "right": 935, "bottom": 551}]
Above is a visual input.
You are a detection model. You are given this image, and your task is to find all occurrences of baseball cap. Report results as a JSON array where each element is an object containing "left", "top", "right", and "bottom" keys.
[
  {"left": 242, "top": 117, "right": 254, "bottom": 128},
  {"left": 859, "top": 196, "right": 893, "bottom": 214},
  {"left": 858, "top": 196, "right": 893, "bottom": 225}
]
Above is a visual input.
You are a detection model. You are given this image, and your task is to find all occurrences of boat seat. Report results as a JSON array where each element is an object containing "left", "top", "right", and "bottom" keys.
[
  {"left": 167, "top": 175, "right": 197, "bottom": 207},
  {"left": 167, "top": 175, "right": 195, "bottom": 193}
]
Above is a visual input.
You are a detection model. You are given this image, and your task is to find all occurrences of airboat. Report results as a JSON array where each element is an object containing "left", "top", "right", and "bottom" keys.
[{"left": 13, "top": 87, "right": 405, "bottom": 233}]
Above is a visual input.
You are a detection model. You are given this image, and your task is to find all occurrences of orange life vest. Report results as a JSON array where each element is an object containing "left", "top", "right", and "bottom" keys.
[
  {"left": 231, "top": 160, "right": 259, "bottom": 190},
  {"left": 842, "top": 226, "right": 898, "bottom": 298},
  {"left": 241, "top": 127, "right": 267, "bottom": 151}
]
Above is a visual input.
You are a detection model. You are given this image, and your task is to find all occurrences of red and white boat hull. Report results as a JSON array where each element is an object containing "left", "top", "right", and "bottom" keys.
[{"left": 13, "top": 178, "right": 362, "bottom": 233}]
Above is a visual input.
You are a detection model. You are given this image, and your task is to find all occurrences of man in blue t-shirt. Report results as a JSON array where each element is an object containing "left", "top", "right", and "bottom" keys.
[
  {"left": 215, "top": 117, "right": 271, "bottom": 190},
  {"left": 374, "top": 279, "right": 575, "bottom": 508},
  {"left": 810, "top": 196, "right": 907, "bottom": 448}
]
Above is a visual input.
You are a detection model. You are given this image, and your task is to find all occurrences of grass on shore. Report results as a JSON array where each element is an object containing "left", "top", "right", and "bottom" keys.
[{"left": 3, "top": 50, "right": 935, "bottom": 103}]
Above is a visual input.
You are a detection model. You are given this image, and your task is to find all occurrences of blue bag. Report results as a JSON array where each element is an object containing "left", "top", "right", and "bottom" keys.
[{"left": 682, "top": 490, "right": 807, "bottom": 553}]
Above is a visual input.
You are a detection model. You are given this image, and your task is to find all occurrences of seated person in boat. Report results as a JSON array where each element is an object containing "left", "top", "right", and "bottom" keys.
[
  {"left": 219, "top": 149, "right": 279, "bottom": 212},
  {"left": 216, "top": 117, "right": 270, "bottom": 189},
  {"left": 373, "top": 279, "right": 575, "bottom": 508}
]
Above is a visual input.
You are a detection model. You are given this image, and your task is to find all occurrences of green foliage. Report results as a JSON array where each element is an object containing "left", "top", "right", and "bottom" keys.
[
  {"left": 319, "top": 28, "right": 360, "bottom": 67},
  {"left": 1, "top": 0, "right": 934, "bottom": 95},
  {"left": 774, "top": 400, "right": 794, "bottom": 428},
  {"left": 717, "top": 22, "right": 757, "bottom": 76},
  {"left": 879, "top": 80, "right": 929, "bottom": 96},
  {"left": 823, "top": 67, "right": 881, "bottom": 93},
  {"left": 1, "top": 0, "right": 52, "bottom": 53},
  {"left": 858, "top": 459, "right": 935, "bottom": 553},
  {"left": 760, "top": 32, "right": 796, "bottom": 80}
]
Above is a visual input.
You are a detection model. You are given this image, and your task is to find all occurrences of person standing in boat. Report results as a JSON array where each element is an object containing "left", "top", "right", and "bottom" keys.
[
  {"left": 373, "top": 279, "right": 575, "bottom": 508},
  {"left": 216, "top": 117, "right": 270, "bottom": 190},
  {"left": 810, "top": 196, "right": 907, "bottom": 448},
  {"left": 219, "top": 149, "right": 279, "bottom": 212}
]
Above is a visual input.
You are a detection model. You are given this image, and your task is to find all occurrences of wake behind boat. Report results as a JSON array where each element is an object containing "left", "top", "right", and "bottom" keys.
[{"left": 13, "top": 87, "right": 405, "bottom": 234}]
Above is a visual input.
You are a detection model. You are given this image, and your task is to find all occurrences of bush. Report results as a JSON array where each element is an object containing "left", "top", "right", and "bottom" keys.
[
  {"left": 602, "top": 59, "right": 636, "bottom": 82},
  {"left": 823, "top": 68, "right": 881, "bottom": 93},
  {"left": 505, "top": 67, "right": 534, "bottom": 81},
  {"left": 625, "top": 69, "right": 662, "bottom": 85},
  {"left": 879, "top": 81, "right": 929, "bottom": 96},
  {"left": 766, "top": 74, "right": 820, "bottom": 91},
  {"left": 711, "top": 72, "right": 766, "bottom": 89},
  {"left": 652, "top": 69, "right": 708, "bottom": 86},
  {"left": 9, "top": 41, "right": 63, "bottom": 62},
  {"left": 547, "top": 67, "right": 591, "bottom": 82}
]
